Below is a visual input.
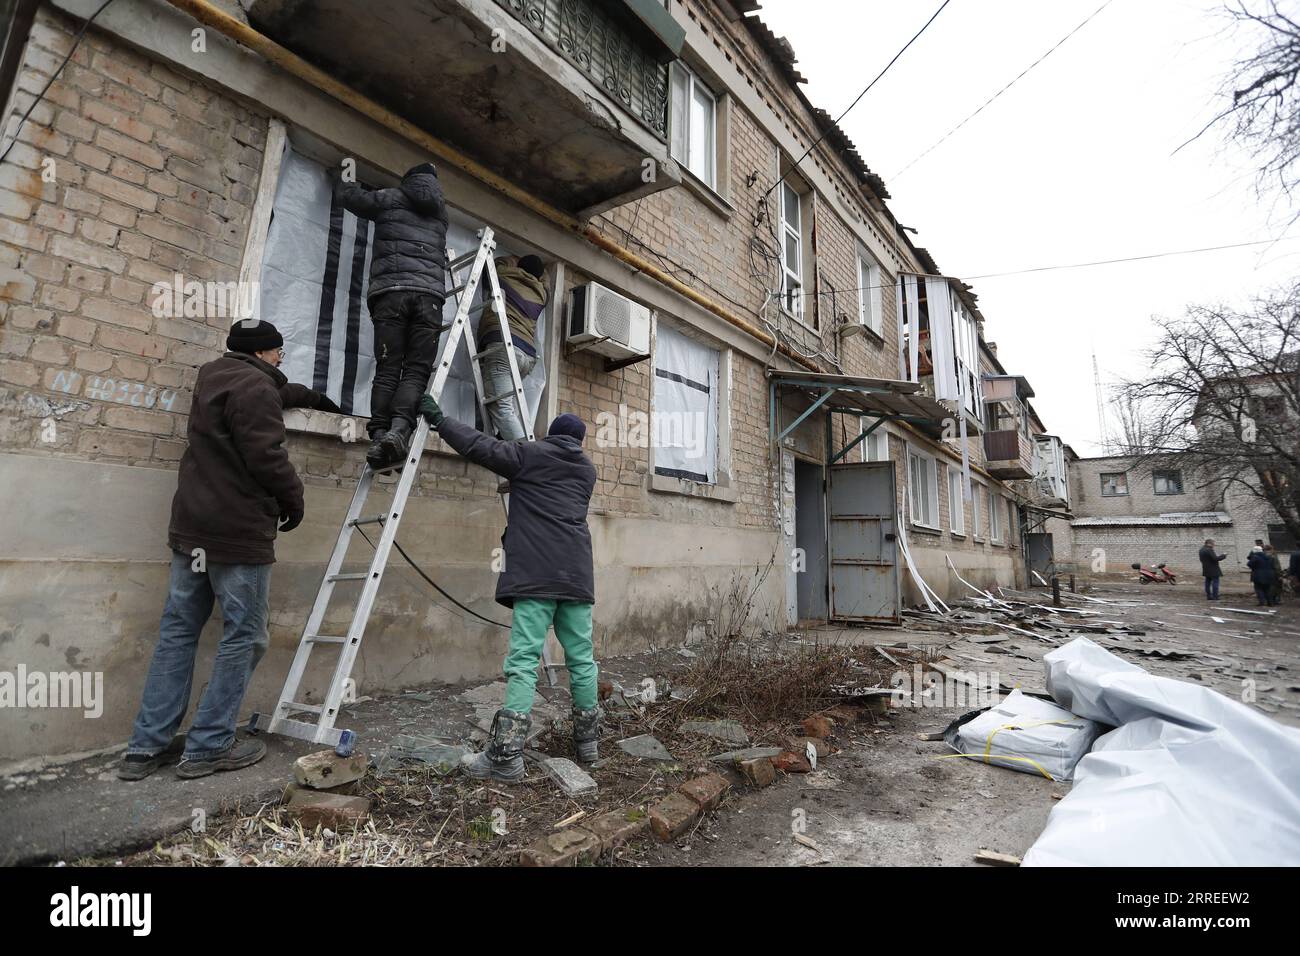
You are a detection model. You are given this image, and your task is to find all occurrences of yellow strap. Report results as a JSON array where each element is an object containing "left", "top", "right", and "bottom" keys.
[{"left": 937, "top": 752, "right": 1057, "bottom": 780}]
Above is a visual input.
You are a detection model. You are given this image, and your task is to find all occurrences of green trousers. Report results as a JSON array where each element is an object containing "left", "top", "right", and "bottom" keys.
[{"left": 503, "top": 599, "right": 598, "bottom": 714}]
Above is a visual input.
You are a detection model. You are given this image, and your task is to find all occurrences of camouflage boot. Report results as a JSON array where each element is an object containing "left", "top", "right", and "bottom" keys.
[
  {"left": 572, "top": 705, "right": 602, "bottom": 764},
  {"left": 461, "top": 708, "right": 530, "bottom": 783}
]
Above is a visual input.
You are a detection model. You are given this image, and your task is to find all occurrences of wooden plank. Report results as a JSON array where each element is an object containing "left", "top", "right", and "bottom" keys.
[
  {"left": 974, "top": 850, "right": 1022, "bottom": 866},
  {"left": 237, "top": 116, "right": 288, "bottom": 321}
]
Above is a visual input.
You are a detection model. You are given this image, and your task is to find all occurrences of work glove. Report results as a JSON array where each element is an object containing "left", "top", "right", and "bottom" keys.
[
  {"left": 314, "top": 393, "right": 342, "bottom": 414},
  {"left": 279, "top": 507, "right": 304, "bottom": 533},
  {"left": 419, "top": 394, "right": 444, "bottom": 428}
]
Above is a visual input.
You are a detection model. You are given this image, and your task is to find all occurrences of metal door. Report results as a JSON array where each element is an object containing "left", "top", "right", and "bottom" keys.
[
  {"left": 828, "top": 461, "right": 900, "bottom": 623},
  {"left": 1025, "top": 532, "right": 1055, "bottom": 581}
]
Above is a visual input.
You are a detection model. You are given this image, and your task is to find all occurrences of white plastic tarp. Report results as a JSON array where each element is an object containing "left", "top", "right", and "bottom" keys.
[
  {"left": 258, "top": 145, "right": 546, "bottom": 427},
  {"left": 652, "top": 324, "right": 717, "bottom": 483},
  {"left": 945, "top": 688, "right": 1103, "bottom": 781},
  {"left": 1023, "top": 637, "right": 1300, "bottom": 866}
]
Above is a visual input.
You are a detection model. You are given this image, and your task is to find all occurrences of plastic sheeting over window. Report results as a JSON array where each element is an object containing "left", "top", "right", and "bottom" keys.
[
  {"left": 257, "top": 145, "right": 546, "bottom": 428},
  {"left": 653, "top": 323, "right": 718, "bottom": 483}
]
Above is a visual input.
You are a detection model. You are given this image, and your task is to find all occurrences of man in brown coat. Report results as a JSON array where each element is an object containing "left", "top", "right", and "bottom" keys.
[{"left": 119, "top": 319, "right": 307, "bottom": 780}]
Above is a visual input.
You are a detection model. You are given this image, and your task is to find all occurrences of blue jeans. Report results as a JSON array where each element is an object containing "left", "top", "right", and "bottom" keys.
[
  {"left": 480, "top": 342, "right": 537, "bottom": 441},
  {"left": 127, "top": 551, "right": 272, "bottom": 759},
  {"left": 1204, "top": 576, "right": 1219, "bottom": 599}
]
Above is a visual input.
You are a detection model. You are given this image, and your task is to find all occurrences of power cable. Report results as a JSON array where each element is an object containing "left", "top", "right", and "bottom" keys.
[
  {"left": 892, "top": 0, "right": 1117, "bottom": 179},
  {"left": 0, "top": 0, "right": 116, "bottom": 166},
  {"left": 764, "top": 0, "right": 953, "bottom": 199},
  {"left": 355, "top": 526, "right": 511, "bottom": 630}
]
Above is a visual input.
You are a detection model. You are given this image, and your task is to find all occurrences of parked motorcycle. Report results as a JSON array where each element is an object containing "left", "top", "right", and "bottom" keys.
[{"left": 1131, "top": 562, "right": 1177, "bottom": 584}]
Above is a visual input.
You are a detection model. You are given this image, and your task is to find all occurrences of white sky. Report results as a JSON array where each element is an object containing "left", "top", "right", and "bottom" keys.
[{"left": 757, "top": 0, "right": 1298, "bottom": 455}]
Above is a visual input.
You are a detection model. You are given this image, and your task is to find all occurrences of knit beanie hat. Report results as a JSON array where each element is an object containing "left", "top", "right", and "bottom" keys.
[
  {"left": 406, "top": 162, "right": 438, "bottom": 178},
  {"left": 548, "top": 412, "right": 586, "bottom": 443},
  {"left": 227, "top": 319, "right": 283, "bottom": 354}
]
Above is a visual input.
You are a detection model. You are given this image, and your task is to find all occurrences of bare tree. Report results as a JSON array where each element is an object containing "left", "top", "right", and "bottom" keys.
[
  {"left": 1205, "top": 2, "right": 1300, "bottom": 208},
  {"left": 1121, "top": 284, "right": 1300, "bottom": 539}
]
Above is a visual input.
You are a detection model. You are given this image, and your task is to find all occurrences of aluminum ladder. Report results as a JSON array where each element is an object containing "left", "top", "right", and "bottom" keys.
[{"left": 252, "top": 227, "right": 549, "bottom": 747}]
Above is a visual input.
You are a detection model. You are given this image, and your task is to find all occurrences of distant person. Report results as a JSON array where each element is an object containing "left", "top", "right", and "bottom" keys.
[
  {"left": 1198, "top": 539, "right": 1226, "bottom": 601},
  {"left": 478, "top": 255, "right": 547, "bottom": 442},
  {"left": 334, "top": 162, "right": 449, "bottom": 470},
  {"left": 1248, "top": 545, "right": 1278, "bottom": 607},
  {"left": 119, "top": 320, "right": 304, "bottom": 781},
  {"left": 1266, "top": 545, "right": 1284, "bottom": 605}
]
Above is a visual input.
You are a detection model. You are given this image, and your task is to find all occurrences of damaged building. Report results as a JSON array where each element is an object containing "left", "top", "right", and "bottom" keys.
[{"left": 0, "top": 0, "right": 1077, "bottom": 763}]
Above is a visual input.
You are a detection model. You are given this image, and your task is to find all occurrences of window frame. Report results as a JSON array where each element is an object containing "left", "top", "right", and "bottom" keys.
[
  {"left": 860, "top": 422, "right": 888, "bottom": 463},
  {"left": 778, "top": 178, "right": 805, "bottom": 322},
  {"left": 1152, "top": 469, "right": 1184, "bottom": 495},
  {"left": 988, "top": 487, "right": 1002, "bottom": 543},
  {"left": 1100, "top": 471, "right": 1129, "bottom": 497},
  {"left": 907, "top": 445, "right": 940, "bottom": 530},
  {"left": 947, "top": 465, "right": 966, "bottom": 535},
  {"left": 669, "top": 61, "right": 718, "bottom": 191},
  {"left": 857, "top": 250, "right": 883, "bottom": 337}
]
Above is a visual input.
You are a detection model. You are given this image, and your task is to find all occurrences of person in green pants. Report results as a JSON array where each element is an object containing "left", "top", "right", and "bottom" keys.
[{"left": 420, "top": 394, "right": 600, "bottom": 782}]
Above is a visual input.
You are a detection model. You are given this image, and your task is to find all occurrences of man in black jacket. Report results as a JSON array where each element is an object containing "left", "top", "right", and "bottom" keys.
[
  {"left": 119, "top": 320, "right": 305, "bottom": 781},
  {"left": 334, "top": 163, "right": 449, "bottom": 469},
  {"left": 420, "top": 394, "right": 599, "bottom": 783},
  {"left": 1198, "top": 539, "right": 1226, "bottom": 601}
]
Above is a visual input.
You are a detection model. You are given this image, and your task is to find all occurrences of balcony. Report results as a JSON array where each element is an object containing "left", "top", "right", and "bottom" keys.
[
  {"left": 983, "top": 428, "right": 1035, "bottom": 479},
  {"left": 240, "top": 0, "right": 684, "bottom": 216},
  {"left": 982, "top": 374, "right": 1035, "bottom": 478}
]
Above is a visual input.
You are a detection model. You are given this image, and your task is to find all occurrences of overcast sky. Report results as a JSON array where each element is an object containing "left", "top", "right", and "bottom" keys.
[{"left": 758, "top": 0, "right": 1297, "bottom": 455}]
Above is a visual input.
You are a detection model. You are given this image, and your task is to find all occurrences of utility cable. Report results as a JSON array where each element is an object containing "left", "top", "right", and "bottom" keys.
[
  {"left": 0, "top": 0, "right": 116, "bottom": 165},
  {"left": 892, "top": 0, "right": 1117, "bottom": 179},
  {"left": 764, "top": 0, "right": 953, "bottom": 199},
  {"left": 356, "top": 525, "right": 511, "bottom": 630}
]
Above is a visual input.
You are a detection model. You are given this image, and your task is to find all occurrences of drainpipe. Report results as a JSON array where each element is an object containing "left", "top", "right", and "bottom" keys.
[{"left": 159, "top": 0, "right": 821, "bottom": 374}]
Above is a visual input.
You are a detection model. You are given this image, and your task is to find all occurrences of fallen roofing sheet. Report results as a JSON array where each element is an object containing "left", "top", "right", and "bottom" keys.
[{"left": 1023, "top": 637, "right": 1300, "bottom": 866}]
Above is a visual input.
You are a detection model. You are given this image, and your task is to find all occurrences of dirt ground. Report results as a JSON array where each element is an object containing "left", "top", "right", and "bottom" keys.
[{"left": 2, "top": 578, "right": 1295, "bottom": 867}]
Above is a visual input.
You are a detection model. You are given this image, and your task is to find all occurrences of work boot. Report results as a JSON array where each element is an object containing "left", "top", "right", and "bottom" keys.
[
  {"left": 572, "top": 705, "right": 602, "bottom": 765},
  {"left": 460, "top": 708, "right": 530, "bottom": 783},
  {"left": 365, "top": 429, "right": 388, "bottom": 470},
  {"left": 378, "top": 417, "right": 412, "bottom": 468},
  {"left": 175, "top": 737, "right": 267, "bottom": 780},
  {"left": 116, "top": 733, "right": 187, "bottom": 781}
]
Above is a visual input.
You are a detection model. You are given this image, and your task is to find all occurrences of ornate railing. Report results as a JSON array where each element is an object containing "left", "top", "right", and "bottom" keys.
[{"left": 494, "top": 0, "right": 669, "bottom": 142}]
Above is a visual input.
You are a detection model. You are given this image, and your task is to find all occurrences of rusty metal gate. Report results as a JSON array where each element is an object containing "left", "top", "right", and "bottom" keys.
[{"left": 827, "top": 461, "right": 900, "bottom": 623}]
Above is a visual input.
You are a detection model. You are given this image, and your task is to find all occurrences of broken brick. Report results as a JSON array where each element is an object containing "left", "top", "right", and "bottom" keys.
[
  {"left": 677, "top": 772, "right": 730, "bottom": 813},
  {"left": 793, "top": 736, "right": 831, "bottom": 759},
  {"left": 585, "top": 809, "right": 649, "bottom": 852},
  {"left": 649, "top": 792, "right": 700, "bottom": 841},
  {"left": 598, "top": 679, "right": 614, "bottom": 701},
  {"left": 292, "top": 749, "right": 368, "bottom": 789},
  {"left": 823, "top": 705, "right": 860, "bottom": 726},
  {"left": 772, "top": 751, "right": 812, "bottom": 774},
  {"left": 736, "top": 756, "right": 776, "bottom": 787},
  {"left": 801, "top": 716, "right": 834, "bottom": 739},
  {"left": 283, "top": 789, "right": 371, "bottom": 829},
  {"left": 519, "top": 827, "right": 601, "bottom": 866}
]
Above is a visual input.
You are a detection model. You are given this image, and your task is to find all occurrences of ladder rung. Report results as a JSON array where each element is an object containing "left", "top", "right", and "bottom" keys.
[
  {"left": 282, "top": 701, "right": 324, "bottom": 715},
  {"left": 328, "top": 572, "right": 370, "bottom": 582},
  {"left": 348, "top": 514, "right": 387, "bottom": 527},
  {"left": 306, "top": 634, "right": 347, "bottom": 644},
  {"left": 483, "top": 392, "right": 513, "bottom": 405}
]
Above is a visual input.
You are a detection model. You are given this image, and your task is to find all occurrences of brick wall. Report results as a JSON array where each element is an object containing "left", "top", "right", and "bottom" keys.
[{"left": 0, "top": 8, "right": 265, "bottom": 466}]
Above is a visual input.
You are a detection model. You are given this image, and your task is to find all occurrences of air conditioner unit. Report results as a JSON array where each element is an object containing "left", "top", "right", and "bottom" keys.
[{"left": 568, "top": 281, "right": 651, "bottom": 361}]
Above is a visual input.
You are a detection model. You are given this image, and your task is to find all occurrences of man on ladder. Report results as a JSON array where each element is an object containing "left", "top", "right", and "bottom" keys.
[{"left": 419, "top": 395, "right": 602, "bottom": 783}]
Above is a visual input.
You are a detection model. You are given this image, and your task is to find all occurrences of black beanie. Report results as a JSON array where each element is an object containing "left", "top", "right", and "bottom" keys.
[
  {"left": 226, "top": 319, "right": 283, "bottom": 354},
  {"left": 548, "top": 412, "right": 586, "bottom": 443},
  {"left": 406, "top": 162, "right": 438, "bottom": 178},
  {"left": 518, "top": 254, "right": 545, "bottom": 279}
]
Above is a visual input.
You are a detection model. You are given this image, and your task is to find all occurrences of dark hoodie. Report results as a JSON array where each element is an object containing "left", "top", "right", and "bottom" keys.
[{"left": 333, "top": 163, "right": 449, "bottom": 303}]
